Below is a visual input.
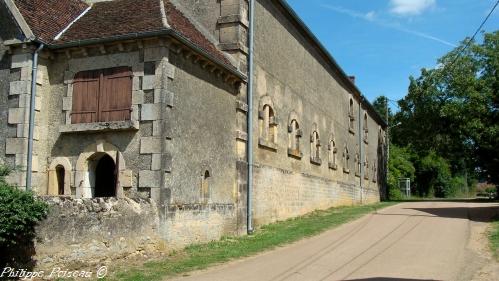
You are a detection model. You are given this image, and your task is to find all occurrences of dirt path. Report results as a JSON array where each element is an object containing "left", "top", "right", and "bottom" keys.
[{"left": 171, "top": 201, "right": 499, "bottom": 281}]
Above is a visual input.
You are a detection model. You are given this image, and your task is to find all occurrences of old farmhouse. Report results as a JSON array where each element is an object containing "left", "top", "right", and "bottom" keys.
[{"left": 0, "top": 0, "right": 387, "bottom": 268}]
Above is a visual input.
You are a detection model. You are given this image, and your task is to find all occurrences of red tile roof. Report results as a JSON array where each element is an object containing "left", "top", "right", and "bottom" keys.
[
  {"left": 14, "top": 0, "right": 89, "bottom": 43},
  {"left": 13, "top": 0, "right": 231, "bottom": 67},
  {"left": 57, "top": 0, "right": 164, "bottom": 43}
]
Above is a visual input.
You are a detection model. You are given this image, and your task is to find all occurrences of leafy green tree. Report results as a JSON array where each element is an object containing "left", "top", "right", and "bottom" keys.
[
  {"left": 387, "top": 145, "right": 415, "bottom": 200},
  {"left": 372, "top": 95, "right": 394, "bottom": 125},
  {"left": 416, "top": 152, "right": 452, "bottom": 197},
  {"left": 391, "top": 31, "right": 498, "bottom": 188}
]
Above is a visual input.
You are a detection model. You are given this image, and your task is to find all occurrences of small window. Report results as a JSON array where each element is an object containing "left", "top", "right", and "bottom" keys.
[
  {"left": 363, "top": 113, "right": 369, "bottom": 143},
  {"left": 343, "top": 144, "right": 350, "bottom": 173},
  {"left": 288, "top": 119, "right": 302, "bottom": 158},
  {"left": 372, "top": 162, "right": 377, "bottom": 183},
  {"left": 349, "top": 98, "right": 355, "bottom": 133},
  {"left": 354, "top": 150, "right": 361, "bottom": 177},
  {"left": 72, "top": 67, "right": 132, "bottom": 124},
  {"left": 364, "top": 156, "right": 369, "bottom": 180},
  {"left": 201, "top": 170, "right": 210, "bottom": 203},
  {"left": 310, "top": 130, "right": 321, "bottom": 165},
  {"left": 328, "top": 138, "right": 338, "bottom": 170}
]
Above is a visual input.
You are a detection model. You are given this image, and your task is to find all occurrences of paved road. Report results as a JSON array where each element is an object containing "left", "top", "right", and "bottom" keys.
[{"left": 172, "top": 201, "right": 499, "bottom": 281}]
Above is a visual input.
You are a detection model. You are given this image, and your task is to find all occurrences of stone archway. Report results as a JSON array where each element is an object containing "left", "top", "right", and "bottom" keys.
[
  {"left": 75, "top": 140, "right": 127, "bottom": 199},
  {"left": 93, "top": 154, "right": 117, "bottom": 197},
  {"left": 47, "top": 157, "right": 72, "bottom": 196}
]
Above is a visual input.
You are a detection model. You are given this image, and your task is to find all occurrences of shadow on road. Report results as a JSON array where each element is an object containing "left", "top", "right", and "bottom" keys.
[
  {"left": 390, "top": 198, "right": 498, "bottom": 204},
  {"left": 347, "top": 277, "right": 435, "bottom": 281},
  {"left": 405, "top": 205, "right": 499, "bottom": 222}
]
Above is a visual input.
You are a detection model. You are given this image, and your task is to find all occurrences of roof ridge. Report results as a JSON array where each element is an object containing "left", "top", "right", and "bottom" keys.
[
  {"left": 54, "top": 5, "right": 92, "bottom": 41},
  {"left": 159, "top": 0, "right": 169, "bottom": 28}
]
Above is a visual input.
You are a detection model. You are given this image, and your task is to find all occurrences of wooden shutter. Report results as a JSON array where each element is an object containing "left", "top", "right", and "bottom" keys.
[
  {"left": 99, "top": 67, "right": 132, "bottom": 122},
  {"left": 71, "top": 67, "right": 132, "bottom": 124},
  {"left": 71, "top": 70, "right": 100, "bottom": 124}
]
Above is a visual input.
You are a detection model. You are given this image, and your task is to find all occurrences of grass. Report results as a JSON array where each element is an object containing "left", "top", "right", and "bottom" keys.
[
  {"left": 489, "top": 218, "right": 499, "bottom": 260},
  {"left": 103, "top": 202, "right": 396, "bottom": 281}
]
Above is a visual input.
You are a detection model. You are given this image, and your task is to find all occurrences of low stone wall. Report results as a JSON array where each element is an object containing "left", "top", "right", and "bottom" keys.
[
  {"left": 160, "top": 203, "right": 239, "bottom": 248},
  {"left": 252, "top": 164, "right": 380, "bottom": 226},
  {"left": 35, "top": 197, "right": 164, "bottom": 270}
]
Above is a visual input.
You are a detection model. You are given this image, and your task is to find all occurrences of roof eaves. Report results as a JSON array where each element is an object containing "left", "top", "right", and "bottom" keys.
[
  {"left": 48, "top": 29, "right": 246, "bottom": 81},
  {"left": 274, "top": 0, "right": 387, "bottom": 128}
]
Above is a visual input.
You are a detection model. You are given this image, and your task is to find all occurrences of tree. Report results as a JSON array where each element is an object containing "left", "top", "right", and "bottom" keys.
[
  {"left": 392, "top": 31, "right": 499, "bottom": 186},
  {"left": 372, "top": 95, "right": 394, "bottom": 125},
  {"left": 387, "top": 145, "right": 415, "bottom": 200}
]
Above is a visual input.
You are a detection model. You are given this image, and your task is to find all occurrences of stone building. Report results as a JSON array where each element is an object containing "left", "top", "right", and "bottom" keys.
[{"left": 0, "top": 0, "right": 387, "bottom": 267}]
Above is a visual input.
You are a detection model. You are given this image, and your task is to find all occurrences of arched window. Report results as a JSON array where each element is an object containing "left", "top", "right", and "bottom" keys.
[
  {"left": 343, "top": 144, "right": 350, "bottom": 174},
  {"left": 288, "top": 118, "right": 302, "bottom": 159},
  {"left": 258, "top": 96, "right": 278, "bottom": 150},
  {"left": 364, "top": 156, "right": 369, "bottom": 180},
  {"left": 310, "top": 126, "right": 321, "bottom": 165},
  {"left": 349, "top": 98, "right": 355, "bottom": 133},
  {"left": 363, "top": 112, "right": 369, "bottom": 143},
  {"left": 328, "top": 136, "right": 338, "bottom": 170},
  {"left": 354, "top": 148, "right": 361, "bottom": 177},
  {"left": 201, "top": 170, "right": 210, "bottom": 204}
]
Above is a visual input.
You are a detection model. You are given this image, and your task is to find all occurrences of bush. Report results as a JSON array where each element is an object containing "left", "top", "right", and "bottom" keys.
[
  {"left": 0, "top": 166, "right": 48, "bottom": 269},
  {"left": 448, "top": 176, "right": 468, "bottom": 198},
  {"left": 416, "top": 152, "right": 452, "bottom": 197},
  {"left": 387, "top": 145, "right": 415, "bottom": 200},
  {"left": 388, "top": 185, "right": 404, "bottom": 201},
  {"left": 0, "top": 183, "right": 48, "bottom": 246}
]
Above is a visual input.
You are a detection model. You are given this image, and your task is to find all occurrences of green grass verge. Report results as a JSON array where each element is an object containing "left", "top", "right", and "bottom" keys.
[
  {"left": 104, "top": 202, "right": 395, "bottom": 281},
  {"left": 489, "top": 219, "right": 499, "bottom": 260}
]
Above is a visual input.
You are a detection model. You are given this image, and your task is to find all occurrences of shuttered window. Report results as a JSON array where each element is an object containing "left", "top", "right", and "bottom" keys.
[{"left": 71, "top": 67, "right": 132, "bottom": 124}]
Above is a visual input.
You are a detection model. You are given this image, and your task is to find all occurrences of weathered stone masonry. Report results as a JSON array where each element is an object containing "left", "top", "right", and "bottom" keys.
[{"left": 0, "top": 0, "right": 387, "bottom": 269}]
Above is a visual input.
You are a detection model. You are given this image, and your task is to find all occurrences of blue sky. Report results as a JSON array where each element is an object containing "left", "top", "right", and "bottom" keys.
[{"left": 286, "top": 0, "right": 499, "bottom": 104}]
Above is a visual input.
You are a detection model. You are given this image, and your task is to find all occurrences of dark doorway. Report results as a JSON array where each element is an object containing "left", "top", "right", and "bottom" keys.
[
  {"left": 94, "top": 154, "right": 116, "bottom": 197},
  {"left": 56, "top": 165, "right": 65, "bottom": 195}
]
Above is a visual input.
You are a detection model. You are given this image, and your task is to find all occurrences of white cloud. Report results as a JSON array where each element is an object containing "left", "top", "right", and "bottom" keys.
[
  {"left": 389, "top": 0, "right": 436, "bottom": 16},
  {"left": 321, "top": 4, "right": 456, "bottom": 47},
  {"left": 365, "top": 11, "right": 377, "bottom": 21}
]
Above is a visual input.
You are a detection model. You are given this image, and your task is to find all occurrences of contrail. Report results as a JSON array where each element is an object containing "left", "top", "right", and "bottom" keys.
[{"left": 321, "top": 4, "right": 457, "bottom": 48}]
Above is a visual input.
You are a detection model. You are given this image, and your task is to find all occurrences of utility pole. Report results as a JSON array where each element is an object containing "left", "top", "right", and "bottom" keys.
[
  {"left": 385, "top": 97, "right": 389, "bottom": 200},
  {"left": 386, "top": 96, "right": 389, "bottom": 163}
]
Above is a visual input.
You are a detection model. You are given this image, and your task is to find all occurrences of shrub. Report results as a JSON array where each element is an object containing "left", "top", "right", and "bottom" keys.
[
  {"left": 416, "top": 152, "right": 452, "bottom": 197},
  {"left": 0, "top": 166, "right": 48, "bottom": 246},
  {"left": 387, "top": 145, "right": 415, "bottom": 200}
]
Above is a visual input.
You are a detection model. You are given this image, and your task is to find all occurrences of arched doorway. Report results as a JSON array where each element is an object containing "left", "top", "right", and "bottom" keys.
[
  {"left": 94, "top": 154, "right": 117, "bottom": 197},
  {"left": 55, "top": 165, "right": 65, "bottom": 195}
]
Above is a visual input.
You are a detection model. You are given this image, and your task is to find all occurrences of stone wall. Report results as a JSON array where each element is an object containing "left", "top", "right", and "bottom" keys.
[
  {"left": 160, "top": 203, "right": 237, "bottom": 248},
  {"left": 249, "top": 0, "right": 385, "bottom": 225},
  {"left": 35, "top": 197, "right": 163, "bottom": 270},
  {"left": 34, "top": 197, "right": 241, "bottom": 269}
]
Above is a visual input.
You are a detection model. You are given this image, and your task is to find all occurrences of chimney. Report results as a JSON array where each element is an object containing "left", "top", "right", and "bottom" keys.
[{"left": 348, "top": 76, "right": 356, "bottom": 84}]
